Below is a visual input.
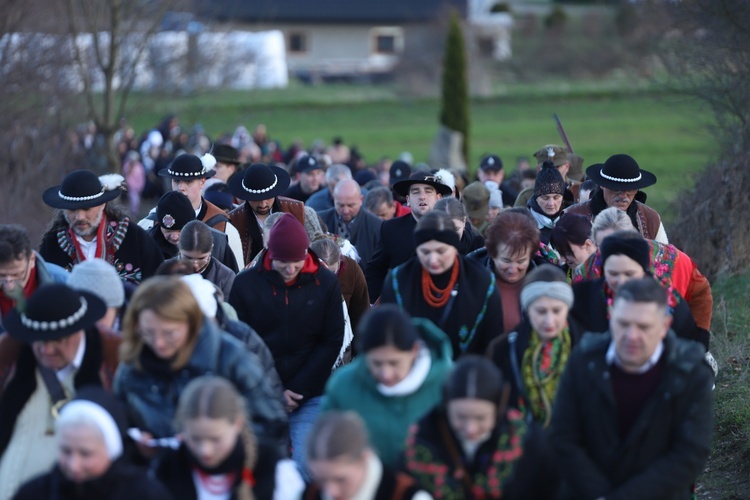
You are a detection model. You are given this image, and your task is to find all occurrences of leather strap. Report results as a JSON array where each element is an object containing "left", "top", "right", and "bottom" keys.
[{"left": 37, "top": 364, "right": 70, "bottom": 418}]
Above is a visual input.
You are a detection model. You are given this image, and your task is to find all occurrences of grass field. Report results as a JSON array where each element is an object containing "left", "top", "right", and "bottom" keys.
[
  {"left": 126, "top": 84, "right": 716, "bottom": 224},
  {"left": 698, "top": 273, "right": 750, "bottom": 498}
]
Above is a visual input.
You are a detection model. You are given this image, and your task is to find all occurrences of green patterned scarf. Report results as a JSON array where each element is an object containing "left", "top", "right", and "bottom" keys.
[{"left": 521, "top": 327, "right": 571, "bottom": 427}]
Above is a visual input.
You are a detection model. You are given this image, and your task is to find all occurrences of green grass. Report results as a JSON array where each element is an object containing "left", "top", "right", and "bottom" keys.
[
  {"left": 697, "top": 272, "right": 750, "bottom": 498},
  {"left": 125, "top": 85, "right": 715, "bottom": 225}
]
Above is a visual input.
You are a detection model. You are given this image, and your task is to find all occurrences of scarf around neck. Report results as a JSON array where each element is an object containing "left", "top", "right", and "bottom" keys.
[{"left": 377, "top": 343, "right": 431, "bottom": 397}]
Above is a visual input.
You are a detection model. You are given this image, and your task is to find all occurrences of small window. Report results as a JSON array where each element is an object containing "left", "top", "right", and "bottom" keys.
[
  {"left": 376, "top": 35, "right": 396, "bottom": 54},
  {"left": 370, "top": 27, "right": 403, "bottom": 55},
  {"left": 288, "top": 32, "right": 307, "bottom": 53}
]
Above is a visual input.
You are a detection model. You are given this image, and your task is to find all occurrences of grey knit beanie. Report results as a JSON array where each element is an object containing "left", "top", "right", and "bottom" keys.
[{"left": 68, "top": 259, "right": 125, "bottom": 308}]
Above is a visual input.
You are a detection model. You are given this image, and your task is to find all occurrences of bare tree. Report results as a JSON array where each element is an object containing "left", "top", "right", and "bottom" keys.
[
  {"left": 658, "top": 0, "right": 750, "bottom": 153},
  {"left": 63, "top": 0, "right": 181, "bottom": 172},
  {"left": 655, "top": 0, "right": 750, "bottom": 279}
]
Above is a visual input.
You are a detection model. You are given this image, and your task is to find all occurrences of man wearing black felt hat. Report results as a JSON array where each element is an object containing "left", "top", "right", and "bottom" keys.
[
  {"left": 139, "top": 152, "right": 245, "bottom": 270},
  {"left": 39, "top": 170, "right": 164, "bottom": 284},
  {"left": 227, "top": 162, "right": 306, "bottom": 266},
  {"left": 364, "top": 170, "right": 453, "bottom": 301},
  {"left": 565, "top": 154, "right": 668, "bottom": 243},
  {"left": 0, "top": 283, "right": 121, "bottom": 497}
]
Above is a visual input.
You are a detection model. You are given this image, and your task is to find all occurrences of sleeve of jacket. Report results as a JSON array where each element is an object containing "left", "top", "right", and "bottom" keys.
[
  {"left": 228, "top": 272, "right": 252, "bottom": 326},
  {"left": 604, "top": 361, "right": 713, "bottom": 500},
  {"left": 378, "top": 267, "right": 397, "bottom": 305},
  {"left": 685, "top": 265, "right": 713, "bottom": 332},
  {"left": 286, "top": 276, "right": 345, "bottom": 397},
  {"left": 347, "top": 263, "right": 370, "bottom": 335},
  {"left": 219, "top": 337, "right": 289, "bottom": 451},
  {"left": 548, "top": 350, "right": 614, "bottom": 499},
  {"left": 365, "top": 223, "right": 390, "bottom": 302},
  {"left": 133, "top": 225, "right": 165, "bottom": 280}
]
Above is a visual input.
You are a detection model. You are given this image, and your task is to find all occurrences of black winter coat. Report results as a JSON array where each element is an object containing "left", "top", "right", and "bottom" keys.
[
  {"left": 380, "top": 255, "right": 503, "bottom": 359},
  {"left": 13, "top": 462, "right": 171, "bottom": 500},
  {"left": 154, "top": 440, "right": 277, "bottom": 500},
  {"left": 487, "top": 314, "right": 584, "bottom": 420},
  {"left": 401, "top": 407, "right": 560, "bottom": 499},
  {"left": 365, "top": 213, "right": 417, "bottom": 301},
  {"left": 228, "top": 249, "right": 344, "bottom": 398},
  {"left": 571, "top": 278, "right": 709, "bottom": 350},
  {"left": 548, "top": 331, "right": 713, "bottom": 500},
  {"left": 319, "top": 207, "right": 383, "bottom": 270}
]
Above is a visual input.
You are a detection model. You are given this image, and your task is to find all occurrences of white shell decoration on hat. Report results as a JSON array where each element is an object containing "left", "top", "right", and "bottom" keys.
[
  {"left": 200, "top": 153, "right": 217, "bottom": 173},
  {"left": 99, "top": 174, "right": 125, "bottom": 192}
]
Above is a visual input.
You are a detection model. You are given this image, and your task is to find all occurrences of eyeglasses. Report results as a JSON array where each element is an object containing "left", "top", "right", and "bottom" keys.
[
  {"left": 139, "top": 328, "right": 181, "bottom": 345},
  {"left": 0, "top": 259, "right": 31, "bottom": 287}
]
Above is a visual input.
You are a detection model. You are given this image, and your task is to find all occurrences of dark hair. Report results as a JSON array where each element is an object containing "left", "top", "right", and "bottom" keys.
[
  {"left": 581, "top": 179, "right": 597, "bottom": 192},
  {"left": 0, "top": 225, "right": 32, "bottom": 263},
  {"left": 523, "top": 264, "right": 567, "bottom": 286},
  {"left": 357, "top": 305, "right": 419, "bottom": 353},
  {"left": 44, "top": 203, "right": 130, "bottom": 239},
  {"left": 433, "top": 197, "right": 466, "bottom": 220},
  {"left": 550, "top": 212, "right": 592, "bottom": 259},
  {"left": 615, "top": 277, "right": 668, "bottom": 309},
  {"left": 155, "top": 258, "right": 194, "bottom": 276},
  {"left": 179, "top": 220, "right": 214, "bottom": 254},
  {"left": 443, "top": 355, "right": 504, "bottom": 404},
  {"left": 364, "top": 186, "right": 394, "bottom": 213},
  {"left": 521, "top": 170, "right": 537, "bottom": 181},
  {"left": 484, "top": 209, "right": 540, "bottom": 259}
]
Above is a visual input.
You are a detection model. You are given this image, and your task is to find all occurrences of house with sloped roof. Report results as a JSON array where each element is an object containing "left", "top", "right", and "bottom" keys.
[{"left": 195, "top": 0, "right": 509, "bottom": 82}]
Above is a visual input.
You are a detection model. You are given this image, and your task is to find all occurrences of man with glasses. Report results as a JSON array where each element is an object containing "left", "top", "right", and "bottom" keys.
[
  {"left": 0, "top": 225, "right": 69, "bottom": 382},
  {"left": 565, "top": 154, "right": 668, "bottom": 243}
]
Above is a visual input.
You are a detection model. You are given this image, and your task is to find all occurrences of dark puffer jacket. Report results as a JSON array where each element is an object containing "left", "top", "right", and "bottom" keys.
[
  {"left": 549, "top": 331, "right": 713, "bottom": 500},
  {"left": 228, "top": 249, "right": 344, "bottom": 399},
  {"left": 113, "top": 320, "right": 288, "bottom": 451}
]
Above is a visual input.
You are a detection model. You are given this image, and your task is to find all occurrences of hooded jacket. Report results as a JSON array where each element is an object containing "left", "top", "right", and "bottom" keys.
[
  {"left": 228, "top": 249, "right": 344, "bottom": 399},
  {"left": 322, "top": 318, "right": 453, "bottom": 466}
]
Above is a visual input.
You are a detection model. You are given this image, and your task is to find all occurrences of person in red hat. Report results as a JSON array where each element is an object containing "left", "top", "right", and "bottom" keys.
[
  {"left": 565, "top": 154, "right": 668, "bottom": 243},
  {"left": 228, "top": 213, "right": 344, "bottom": 478},
  {"left": 39, "top": 170, "right": 164, "bottom": 284}
]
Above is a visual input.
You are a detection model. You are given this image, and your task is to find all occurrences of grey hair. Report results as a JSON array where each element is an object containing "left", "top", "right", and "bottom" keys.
[
  {"left": 433, "top": 197, "right": 466, "bottom": 220},
  {"left": 591, "top": 207, "right": 637, "bottom": 244},
  {"left": 326, "top": 164, "right": 353, "bottom": 183}
]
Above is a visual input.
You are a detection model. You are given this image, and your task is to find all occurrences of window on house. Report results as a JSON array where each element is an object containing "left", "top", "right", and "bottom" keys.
[
  {"left": 288, "top": 32, "right": 307, "bottom": 53},
  {"left": 376, "top": 35, "right": 396, "bottom": 54},
  {"left": 371, "top": 27, "right": 403, "bottom": 55}
]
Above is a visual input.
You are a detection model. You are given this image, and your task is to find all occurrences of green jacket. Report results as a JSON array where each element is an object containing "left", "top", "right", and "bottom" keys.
[{"left": 322, "top": 318, "right": 453, "bottom": 466}]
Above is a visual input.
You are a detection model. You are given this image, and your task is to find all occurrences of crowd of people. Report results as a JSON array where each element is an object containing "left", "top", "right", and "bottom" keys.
[{"left": 0, "top": 119, "right": 718, "bottom": 500}]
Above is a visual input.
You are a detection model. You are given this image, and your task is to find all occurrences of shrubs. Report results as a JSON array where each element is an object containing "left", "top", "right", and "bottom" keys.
[{"left": 439, "top": 12, "right": 470, "bottom": 162}]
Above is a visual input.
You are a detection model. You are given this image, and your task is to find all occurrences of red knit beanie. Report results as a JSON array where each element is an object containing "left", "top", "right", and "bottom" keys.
[{"left": 267, "top": 213, "right": 309, "bottom": 261}]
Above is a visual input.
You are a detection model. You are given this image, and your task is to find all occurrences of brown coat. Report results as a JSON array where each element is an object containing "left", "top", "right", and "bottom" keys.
[
  {"left": 565, "top": 199, "right": 662, "bottom": 241},
  {"left": 337, "top": 255, "right": 370, "bottom": 333},
  {"left": 199, "top": 198, "right": 229, "bottom": 232},
  {"left": 228, "top": 196, "right": 305, "bottom": 266},
  {"left": 0, "top": 327, "right": 121, "bottom": 398}
]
